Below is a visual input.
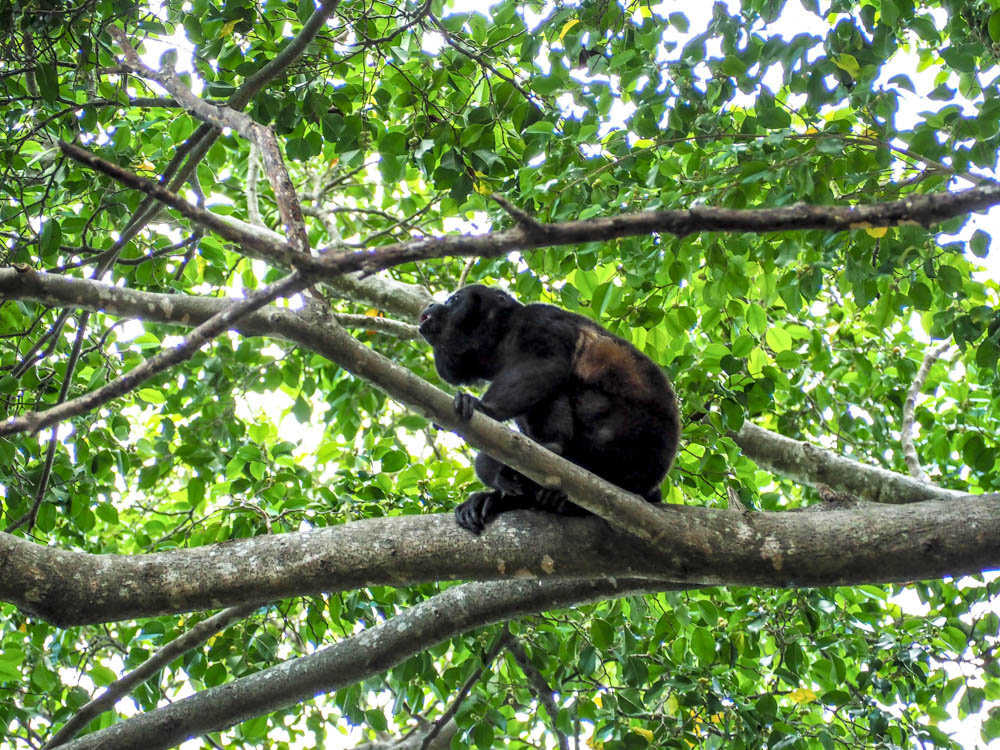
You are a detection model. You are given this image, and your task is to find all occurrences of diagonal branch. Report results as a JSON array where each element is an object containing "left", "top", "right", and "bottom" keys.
[
  {"left": 732, "top": 422, "right": 965, "bottom": 504},
  {"left": 42, "top": 604, "right": 258, "bottom": 749},
  {"left": 55, "top": 141, "right": 1000, "bottom": 282},
  {"left": 0, "top": 269, "right": 310, "bottom": 438},
  {"left": 53, "top": 578, "right": 666, "bottom": 750}
]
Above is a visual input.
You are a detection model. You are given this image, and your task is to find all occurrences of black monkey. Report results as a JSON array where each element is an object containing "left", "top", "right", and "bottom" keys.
[{"left": 419, "top": 285, "right": 680, "bottom": 534}]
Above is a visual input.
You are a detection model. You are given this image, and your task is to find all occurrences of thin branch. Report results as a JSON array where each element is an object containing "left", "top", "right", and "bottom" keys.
[
  {"left": 0, "top": 270, "right": 310, "bottom": 437},
  {"left": 54, "top": 141, "right": 1000, "bottom": 283},
  {"left": 333, "top": 313, "right": 420, "bottom": 339},
  {"left": 901, "top": 341, "right": 953, "bottom": 483},
  {"left": 428, "top": 14, "right": 538, "bottom": 107},
  {"left": 420, "top": 625, "right": 509, "bottom": 750},
  {"left": 491, "top": 194, "right": 546, "bottom": 232},
  {"left": 43, "top": 604, "right": 258, "bottom": 749},
  {"left": 4, "top": 310, "right": 90, "bottom": 533},
  {"left": 505, "top": 636, "right": 570, "bottom": 750},
  {"left": 106, "top": 27, "right": 310, "bottom": 255}
]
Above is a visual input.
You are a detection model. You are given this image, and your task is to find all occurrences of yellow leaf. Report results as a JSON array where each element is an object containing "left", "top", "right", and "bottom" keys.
[
  {"left": 639, "top": 6, "right": 652, "bottom": 18},
  {"left": 789, "top": 687, "right": 818, "bottom": 704},
  {"left": 633, "top": 138, "right": 655, "bottom": 148},
  {"left": 865, "top": 226, "right": 888, "bottom": 238},
  {"left": 833, "top": 53, "right": 861, "bottom": 78},
  {"left": 221, "top": 19, "right": 238, "bottom": 37},
  {"left": 594, "top": 695, "right": 602, "bottom": 708},
  {"left": 632, "top": 728, "right": 654, "bottom": 741},
  {"left": 559, "top": 19, "right": 580, "bottom": 41}
]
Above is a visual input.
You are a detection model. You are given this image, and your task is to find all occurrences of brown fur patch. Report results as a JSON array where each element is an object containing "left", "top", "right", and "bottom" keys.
[{"left": 573, "top": 327, "right": 651, "bottom": 398}]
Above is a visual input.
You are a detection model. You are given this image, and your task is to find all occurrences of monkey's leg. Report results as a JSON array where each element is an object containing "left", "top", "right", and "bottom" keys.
[
  {"left": 455, "top": 490, "right": 539, "bottom": 535},
  {"left": 474, "top": 452, "right": 531, "bottom": 495}
]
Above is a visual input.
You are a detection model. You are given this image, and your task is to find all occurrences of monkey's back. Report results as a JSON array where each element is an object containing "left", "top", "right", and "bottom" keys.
[{"left": 515, "top": 303, "right": 681, "bottom": 496}]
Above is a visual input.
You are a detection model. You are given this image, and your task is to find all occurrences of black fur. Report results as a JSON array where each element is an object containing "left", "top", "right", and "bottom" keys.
[{"left": 419, "top": 285, "right": 680, "bottom": 534}]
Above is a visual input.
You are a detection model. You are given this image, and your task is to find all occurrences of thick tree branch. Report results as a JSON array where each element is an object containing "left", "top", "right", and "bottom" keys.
[
  {"left": 3, "top": 491, "right": 999, "bottom": 626},
  {"left": 732, "top": 423, "right": 965, "bottom": 503},
  {"left": 55, "top": 578, "right": 664, "bottom": 750}
]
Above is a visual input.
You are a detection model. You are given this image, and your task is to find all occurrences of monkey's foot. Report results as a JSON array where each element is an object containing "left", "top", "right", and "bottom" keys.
[
  {"left": 534, "top": 488, "right": 569, "bottom": 513},
  {"left": 455, "top": 490, "right": 502, "bottom": 535}
]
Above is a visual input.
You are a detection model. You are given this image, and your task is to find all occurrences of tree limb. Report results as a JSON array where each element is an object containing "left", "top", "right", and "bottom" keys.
[
  {"left": 43, "top": 604, "right": 258, "bottom": 748},
  {"left": 901, "top": 341, "right": 953, "bottom": 483},
  {"left": 54, "top": 578, "right": 667, "bottom": 750},
  {"left": 731, "top": 422, "right": 965, "bottom": 503},
  {"left": 3, "top": 490, "right": 999, "bottom": 626},
  {"left": 0, "top": 269, "right": 311, "bottom": 436},
  {"left": 51, "top": 141, "right": 1000, "bottom": 281}
]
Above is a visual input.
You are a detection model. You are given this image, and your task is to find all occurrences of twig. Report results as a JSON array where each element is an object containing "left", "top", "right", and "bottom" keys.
[
  {"left": 420, "top": 625, "right": 509, "bottom": 750},
  {"left": 43, "top": 604, "right": 259, "bottom": 748},
  {"left": 506, "top": 635, "right": 571, "bottom": 750},
  {"left": 725, "top": 485, "right": 752, "bottom": 518},
  {"left": 491, "top": 194, "right": 546, "bottom": 232},
  {"left": 901, "top": 341, "right": 953, "bottom": 483}
]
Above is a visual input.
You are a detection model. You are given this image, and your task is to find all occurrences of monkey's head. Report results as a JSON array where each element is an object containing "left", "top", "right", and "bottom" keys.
[{"left": 419, "top": 285, "right": 520, "bottom": 385}]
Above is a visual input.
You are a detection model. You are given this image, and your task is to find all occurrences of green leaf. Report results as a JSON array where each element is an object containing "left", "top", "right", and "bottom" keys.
[
  {"left": 380, "top": 449, "right": 407, "bottom": 472},
  {"left": 0, "top": 648, "right": 25, "bottom": 681},
  {"left": 591, "top": 619, "right": 614, "bottom": 650},
  {"left": 971, "top": 229, "right": 991, "bottom": 258},
  {"left": 746, "top": 303, "right": 768, "bottom": 335},
  {"left": 690, "top": 626, "right": 716, "bottom": 665},
  {"left": 991, "top": 11, "right": 1000, "bottom": 43},
  {"left": 39, "top": 219, "right": 62, "bottom": 257},
  {"left": 472, "top": 723, "right": 494, "bottom": 749},
  {"left": 137, "top": 388, "right": 165, "bottom": 404},
  {"left": 765, "top": 326, "right": 792, "bottom": 352}
]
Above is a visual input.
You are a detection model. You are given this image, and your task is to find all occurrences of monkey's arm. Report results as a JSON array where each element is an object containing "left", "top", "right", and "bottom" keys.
[{"left": 454, "top": 357, "right": 571, "bottom": 421}]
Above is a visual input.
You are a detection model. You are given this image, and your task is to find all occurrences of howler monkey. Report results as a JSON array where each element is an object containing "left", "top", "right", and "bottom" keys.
[{"left": 419, "top": 285, "right": 680, "bottom": 535}]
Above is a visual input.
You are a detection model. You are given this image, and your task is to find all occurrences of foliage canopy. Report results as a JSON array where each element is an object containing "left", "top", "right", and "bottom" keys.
[{"left": 3, "top": 0, "right": 1000, "bottom": 748}]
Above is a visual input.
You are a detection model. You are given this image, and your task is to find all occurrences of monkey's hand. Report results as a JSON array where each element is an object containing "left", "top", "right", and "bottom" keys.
[{"left": 453, "top": 392, "right": 481, "bottom": 420}]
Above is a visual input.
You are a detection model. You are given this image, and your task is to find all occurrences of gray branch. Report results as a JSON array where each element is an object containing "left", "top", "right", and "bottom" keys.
[{"left": 55, "top": 578, "right": 664, "bottom": 750}]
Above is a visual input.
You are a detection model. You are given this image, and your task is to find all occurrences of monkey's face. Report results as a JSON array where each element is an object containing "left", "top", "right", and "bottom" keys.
[{"left": 418, "top": 285, "right": 492, "bottom": 347}]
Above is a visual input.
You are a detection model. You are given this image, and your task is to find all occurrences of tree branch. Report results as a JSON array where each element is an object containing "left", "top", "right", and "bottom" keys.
[
  {"left": 505, "top": 635, "right": 570, "bottom": 750},
  {"left": 3, "top": 489, "right": 999, "bottom": 626},
  {"left": 52, "top": 140, "right": 1000, "bottom": 281},
  {"left": 901, "top": 341, "right": 953, "bottom": 483},
  {"left": 54, "top": 578, "right": 665, "bottom": 750},
  {"left": 43, "top": 604, "right": 258, "bottom": 748},
  {"left": 0, "top": 269, "right": 310, "bottom": 437},
  {"left": 731, "top": 422, "right": 965, "bottom": 503}
]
